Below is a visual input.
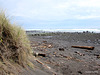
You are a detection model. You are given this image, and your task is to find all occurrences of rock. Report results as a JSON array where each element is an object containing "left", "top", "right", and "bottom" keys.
[
  {"left": 78, "top": 71, "right": 82, "bottom": 74},
  {"left": 43, "top": 41, "right": 47, "bottom": 43},
  {"left": 59, "top": 48, "right": 64, "bottom": 51},
  {"left": 48, "top": 45, "right": 52, "bottom": 48},
  {"left": 75, "top": 51, "right": 85, "bottom": 56},
  {"left": 97, "top": 55, "right": 100, "bottom": 58}
]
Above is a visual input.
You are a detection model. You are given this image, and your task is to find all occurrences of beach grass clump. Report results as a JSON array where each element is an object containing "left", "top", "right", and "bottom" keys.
[{"left": 0, "top": 10, "right": 32, "bottom": 74}]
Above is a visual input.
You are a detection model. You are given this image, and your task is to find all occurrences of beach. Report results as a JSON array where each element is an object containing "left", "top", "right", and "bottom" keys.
[{"left": 27, "top": 32, "right": 100, "bottom": 75}]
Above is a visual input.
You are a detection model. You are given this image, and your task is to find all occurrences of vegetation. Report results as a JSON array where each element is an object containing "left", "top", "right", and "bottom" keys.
[{"left": 0, "top": 10, "right": 32, "bottom": 74}]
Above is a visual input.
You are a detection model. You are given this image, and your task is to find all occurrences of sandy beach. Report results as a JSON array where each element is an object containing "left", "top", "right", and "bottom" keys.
[{"left": 27, "top": 32, "right": 100, "bottom": 75}]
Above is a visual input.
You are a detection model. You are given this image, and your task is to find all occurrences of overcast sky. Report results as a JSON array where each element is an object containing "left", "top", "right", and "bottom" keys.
[{"left": 0, "top": 0, "right": 100, "bottom": 30}]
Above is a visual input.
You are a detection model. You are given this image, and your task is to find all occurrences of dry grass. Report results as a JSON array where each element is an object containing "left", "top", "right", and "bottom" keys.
[{"left": 0, "top": 10, "right": 32, "bottom": 74}]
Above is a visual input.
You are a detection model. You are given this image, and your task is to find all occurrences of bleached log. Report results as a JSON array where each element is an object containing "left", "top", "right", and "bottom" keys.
[{"left": 71, "top": 46, "right": 94, "bottom": 50}]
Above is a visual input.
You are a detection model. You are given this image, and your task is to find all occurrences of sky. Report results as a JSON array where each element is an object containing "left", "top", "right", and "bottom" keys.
[{"left": 0, "top": 0, "right": 100, "bottom": 30}]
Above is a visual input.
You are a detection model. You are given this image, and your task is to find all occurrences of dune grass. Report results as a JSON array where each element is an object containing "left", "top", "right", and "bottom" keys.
[{"left": 0, "top": 10, "right": 32, "bottom": 74}]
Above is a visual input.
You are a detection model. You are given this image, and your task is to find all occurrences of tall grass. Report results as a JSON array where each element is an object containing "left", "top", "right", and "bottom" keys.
[{"left": 0, "top": 10, "right": 32, "bottom": 74}]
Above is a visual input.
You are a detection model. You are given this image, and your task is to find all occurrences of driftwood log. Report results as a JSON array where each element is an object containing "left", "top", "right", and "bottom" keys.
[
  {"left": 35, "top": 59, "right": 57, "bottom": 75},
  {"left": 33, "top": 52, "right": 46, "bottom": 57},
  {"left": 71, "top": 46, "right": 94, "bottom": 50}
]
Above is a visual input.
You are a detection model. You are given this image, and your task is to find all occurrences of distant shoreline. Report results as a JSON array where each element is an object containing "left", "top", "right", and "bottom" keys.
[{"left": 26, "top": 29, "right": 100, "bottom": 33}]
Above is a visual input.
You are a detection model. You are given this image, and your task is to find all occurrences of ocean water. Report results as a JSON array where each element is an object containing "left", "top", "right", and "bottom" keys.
[{"left": 26, "top": 29, "right": 100, "bottom": 33}]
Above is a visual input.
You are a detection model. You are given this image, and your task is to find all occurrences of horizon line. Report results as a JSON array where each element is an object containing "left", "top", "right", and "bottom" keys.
[{"left": 25, "top": 28, "right": 100, "bottom": 33}]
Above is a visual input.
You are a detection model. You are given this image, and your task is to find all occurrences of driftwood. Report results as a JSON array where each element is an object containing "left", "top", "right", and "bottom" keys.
[
  {"left": 38, "top": 53, "right": 46, "bottom": 57},
  {"left": 75, "top": 51, "right": 85, "bottom": 56},
  {"left": 60, "top": 54, "right": 83, "bottom": 62},
  {"left": 34, "top": 52, "right": 46, "bottom": 57},
  {"left": 71, "top": 45, "right": 94, "bottom": 50},
  {"left": 36, "top": 59, "right": 51, "bottom": 69},
  {"left": 35, "top": 59, "right": 57, "bottom": 75}
]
